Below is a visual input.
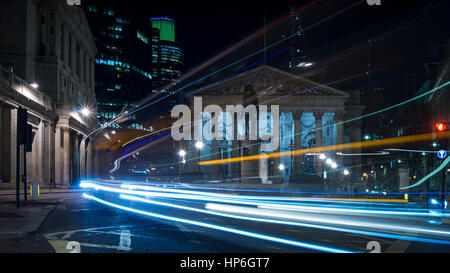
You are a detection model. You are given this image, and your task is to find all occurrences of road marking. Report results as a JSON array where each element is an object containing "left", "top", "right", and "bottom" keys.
[
  {"left": 49, "top": 240, "right": 132, "bottom": 252},
  {"left": 44, "top": 225, "right": 134, "bottom": 240},
  {"left": 48, "top": 240, "right": 73, "bottom": 253},
  {"left": 79, "top": 242, "right": 131, "bottom": 251},
  {"left": 119, "top": 229, "right": 131, "bottom": 250},
  {"left": 45, "top": 225, "right": 135, "bottom": 253},
  {"left": 385, "top": 235, "right": 417, "bottom": 253}
]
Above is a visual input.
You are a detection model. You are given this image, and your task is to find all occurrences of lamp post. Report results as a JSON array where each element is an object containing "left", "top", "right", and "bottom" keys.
[
  {"left": 195, "top": 141, "right": 204, "bottom": 173},
  {"left": 178, "top": 149, "right": 186, "bottom": 180}
]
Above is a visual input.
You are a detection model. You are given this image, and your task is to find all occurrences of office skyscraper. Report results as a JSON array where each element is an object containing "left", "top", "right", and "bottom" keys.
[
  {"left": 151, "top": 17, "right": 184, "bottom": 93},
  {"left": 84, "top": 3, "right": 154, "bottom": 131}
]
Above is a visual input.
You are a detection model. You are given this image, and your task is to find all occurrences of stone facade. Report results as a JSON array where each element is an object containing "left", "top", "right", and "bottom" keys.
[
  {"left": 178, "top": 65, "right": 365, "bottom": 190},
  {"left": 0, "top": 0, "right": 98, "bottom": 189}
]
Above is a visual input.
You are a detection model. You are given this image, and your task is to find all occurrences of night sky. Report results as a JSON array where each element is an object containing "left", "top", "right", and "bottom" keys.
[
  {"left": 82, "top": 0, "right": 445, "bottom": 71},
  {"left": 82, "top": 0, "right": 449, "bottom": 110},
  {"left": 83, "top": 0, "right": 302, "bottom": 70}
]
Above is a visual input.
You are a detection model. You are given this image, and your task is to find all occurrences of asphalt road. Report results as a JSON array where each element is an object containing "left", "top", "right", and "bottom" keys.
[
  {"left": 0, "top": 189, "right": 449, "bottom": 253},
  {"left": 0, "top": 192, "right": 254, "bottom": 253}
]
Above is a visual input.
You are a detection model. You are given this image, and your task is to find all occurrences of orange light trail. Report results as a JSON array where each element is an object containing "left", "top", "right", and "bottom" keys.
[{"left": 198, "top": 131, "right": 450, "bottom": 166}]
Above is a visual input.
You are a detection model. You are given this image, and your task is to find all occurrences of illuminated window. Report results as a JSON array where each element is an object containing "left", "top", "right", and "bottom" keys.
[
  {"left": 87, "top": 6, "right": 98, "bottom": 13},
  {"left": 137, "top": 31, "right": 149, "bottom": 44}
]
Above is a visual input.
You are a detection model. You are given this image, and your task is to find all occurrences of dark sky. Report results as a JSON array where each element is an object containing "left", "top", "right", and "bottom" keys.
[
  {"left": 82, "top": 0, "right": 448, "bottom": 73},
  {"left": 83, "top": 0, "right": 304, "bottom": 69}
]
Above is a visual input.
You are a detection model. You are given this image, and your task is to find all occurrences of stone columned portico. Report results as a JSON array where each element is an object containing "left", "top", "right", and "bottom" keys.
[{"left": 176, "top": 65, "right": 364, "bottom": 189}]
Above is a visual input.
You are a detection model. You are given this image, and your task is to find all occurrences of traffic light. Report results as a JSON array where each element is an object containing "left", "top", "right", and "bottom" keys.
[
  {"left": 17, "top": 107, "right": 27, "bottom": 145},
  {"left": 435, "top": 122, "right": 447, "bottom": 132}
]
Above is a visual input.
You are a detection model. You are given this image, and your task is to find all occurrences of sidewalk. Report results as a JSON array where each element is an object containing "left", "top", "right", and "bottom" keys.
[
  {"left": 0, "top": 188, "right": 87, "bottom": 195},
  {"left": 0, "top": 188, "right": 86, "bottom": 238},
  {"left": 0, "top": 200, "right": 57, "bottom": 238}
]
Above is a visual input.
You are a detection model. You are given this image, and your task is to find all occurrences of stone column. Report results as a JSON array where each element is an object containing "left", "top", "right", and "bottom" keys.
[
  {"left": 293, "top": 111, "right": 303, "bottom": 175},
  {"left": 314, "top": 111, "right": 324, "bottom": 178},
  {"left": 271, "top": 108, "right": 282, "bottom": 183},
  {"left": 63, "top": 24, "right": 69, "bottom": 65},
  {"left": 31, "top": 125, "right": 38, "bottom": 182},
  {"left": 45, "top": 12, "right": 52, "bottom": 56},
  {"left": 240, "top": 140, "right": 260, "bottom": 183},
  {"left": 62, "top": 128, "right": 71, "bottom": 187},
  {"left": 55, "top": 15, "right": 61, "bottom": 59},
  {"left": 335, "top": 111, "right": 345, "bottom": 166},
  {"left": 231, "top": 114, "right": 240, "bottom": 182},
  {"left": 79, "top": 48, "right": 84, "bottom": 81},
  {"left": 87, "top": 139, "right": 93, "bottom": 177},
  {"left": 79, "top": 137, "right": 86, "bottom": 180},
  {"left": 399, "top": 166, "right": 409, "bottom": 192},
  {"left": 90, "top": 58, "right": 95, "bottom": 89},
  {"left": 210, "top": 139, "right": 220, "bottom": 180},
  {"left": 43, "top": 121, "right": 51, "bottom": 185},
  {"left": 74, "top": 134, "right": 82, "bottom": 184},
  {"left": 0, "top": 105, "right": 12, "bottom": 183},
  {"left": 49, "top": 123, "right": 55, "bottom": 187},
  {"left": 85, "top": 54, "right": 89, "bottom": 86},
  {"left": 71, "top": 36, "right": 76, "bottom": 72},
  {"left": 10, "top": 108, "right": 18, "bottom": 185},
  {"left": 54, "top": 127, "right": 62, "bottom": 185}
]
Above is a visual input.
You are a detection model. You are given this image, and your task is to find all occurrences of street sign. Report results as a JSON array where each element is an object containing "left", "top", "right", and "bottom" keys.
[{"left": 437, "top": 150, "right": 447, "bottom": 159}]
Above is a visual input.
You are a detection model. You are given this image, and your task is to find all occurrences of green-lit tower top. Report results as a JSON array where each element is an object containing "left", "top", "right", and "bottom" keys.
[{"left": 151, "top": 17, "right": 175, "bottom": 42}]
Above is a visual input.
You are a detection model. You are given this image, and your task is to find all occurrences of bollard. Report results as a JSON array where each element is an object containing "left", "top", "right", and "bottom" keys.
[{"left": 30, "top": 181, "right": 39, "bottom": 200}]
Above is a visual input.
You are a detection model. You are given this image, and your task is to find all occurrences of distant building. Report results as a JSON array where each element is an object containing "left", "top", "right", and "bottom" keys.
[
  {"left": 151, "top": 17, "right": 184, "bottom": 93},
  {"left": 178, "top": 65, "right": 364, "bottom": 191},
  {"left": 0, "top": 0, "right": 98, "bottom": 188},
  {"left": 84, "top": 2, "right": 154, "bottom": 131},
  {"left": 426, "top": 39, "right": 450, "bottom": 194}
]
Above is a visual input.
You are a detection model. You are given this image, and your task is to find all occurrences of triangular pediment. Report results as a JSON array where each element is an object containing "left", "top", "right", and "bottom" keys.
[{"left": 194, "top": 65, "right": 350, "bottom": 98}]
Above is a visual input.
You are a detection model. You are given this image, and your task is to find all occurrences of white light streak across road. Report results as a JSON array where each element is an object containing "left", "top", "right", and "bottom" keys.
[{"left": 80, "top": 180, "right": 450, "bottom": 252}]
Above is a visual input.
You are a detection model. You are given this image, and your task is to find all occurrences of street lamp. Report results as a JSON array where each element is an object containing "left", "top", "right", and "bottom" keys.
[
  {"left": 326, "top": 158, "right": 333, "bottom": 166},
  {"left": 319, "top": 154, "right": 326, "bottom": 160},
  {"left": 331, "top": 162, "right": 338, "bottom": 169},
  {"left": 278, "top": 164, "right": 285, "bottom": 171},
  {"left": 80, "top": 107, "right": 91, "bottom": 117},
  {"left": 343, "top": 169, "right": 350, "bottom": 176},
  {"left": 195, "top": 141, "right": 204, "bottom": 149},
  {"left": 178, "top": 149, "right": 186, "bottom": 157}
]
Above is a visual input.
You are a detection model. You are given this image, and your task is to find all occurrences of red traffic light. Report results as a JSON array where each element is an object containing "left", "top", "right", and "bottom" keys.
[{"left": 435, "top": 122, "right": 447, "bottom": 132}]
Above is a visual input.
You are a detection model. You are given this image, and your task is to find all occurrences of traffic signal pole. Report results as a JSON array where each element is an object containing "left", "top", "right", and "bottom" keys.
[
  {"left": 23, "top": 145, "right": 27, "bottom": 201},
  {"left": 16, "top": 107, "right": 28, "bottom": 207},
  {"left": 16, "top": 108, "right": 23, "bottom": 207},
  {"left": 15, "top": 143, "right": 20, "bottom": 207}
]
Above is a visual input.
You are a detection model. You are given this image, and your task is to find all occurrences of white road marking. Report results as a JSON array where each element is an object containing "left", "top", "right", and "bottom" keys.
[
  {"left": 119, "top": 229, "right": 132, "bottom": 250},
  {"left": 79, "top": 242, "right": 131, "bottom": 251},
  {"left": 44, "top": 225, "right": 134, "bottom": 240}
]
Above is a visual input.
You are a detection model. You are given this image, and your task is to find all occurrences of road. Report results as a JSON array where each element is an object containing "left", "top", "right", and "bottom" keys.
[
  {"left": 0, "top": 180, "right": 449, "bottom": 253},
  {"left": 0, "top": 192, "right": 254, "bottom": 253}
]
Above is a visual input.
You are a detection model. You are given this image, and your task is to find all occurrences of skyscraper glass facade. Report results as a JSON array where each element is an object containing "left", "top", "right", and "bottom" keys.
[
  {"left": 151, "top": 18, "right": 184, "bottom": 93},
  {"left": 84, "top": 2, "right": 154, "bottom": 131}
]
